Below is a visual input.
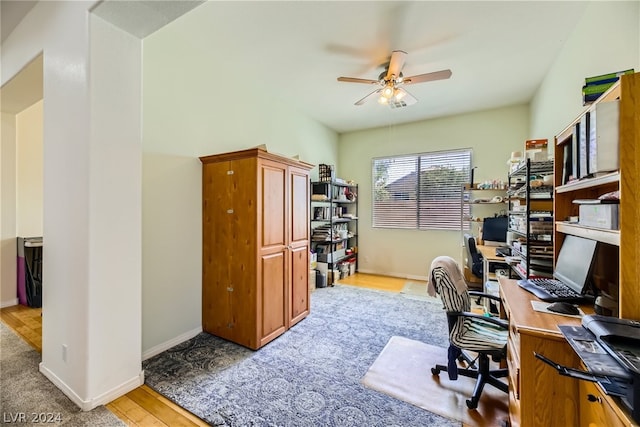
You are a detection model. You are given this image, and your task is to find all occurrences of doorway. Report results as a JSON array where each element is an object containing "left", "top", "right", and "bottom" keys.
[{"left": 0, "top": 53, "right": 43, "bottom": 317}]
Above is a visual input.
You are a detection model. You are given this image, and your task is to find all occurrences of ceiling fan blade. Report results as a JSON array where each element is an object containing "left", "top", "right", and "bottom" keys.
[
  {"left": 337, "top": 77, "right": 380, "bottom": 84},
  {"left": 355, "top": 88, "right": 383, "bottom": 106},
  {"left": 386, "top": 50, "right": 407, "bottom": 79},
  {"left": 404, "top": 69, "right": 452, "bottom": 85}
]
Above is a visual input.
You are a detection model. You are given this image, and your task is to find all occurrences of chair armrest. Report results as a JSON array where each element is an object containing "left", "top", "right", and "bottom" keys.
[
  {"left": 468, "top": 291, "right": 502, "bottom": 303},
  {"left": 447, "top": 311, "right": 509, "bottom": 330}
]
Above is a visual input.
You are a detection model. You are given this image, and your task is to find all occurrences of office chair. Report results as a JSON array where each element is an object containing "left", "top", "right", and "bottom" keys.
[
  {"left": 464, "top": 233, "right": 483, "bottom": 289},
  {"left": 428, "top": 256, "right": 509, "bottom": 409}
]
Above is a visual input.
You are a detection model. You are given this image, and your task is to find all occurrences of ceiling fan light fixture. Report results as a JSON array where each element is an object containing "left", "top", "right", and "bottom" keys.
[
  {"left": 382, "top": 84, "right": 394, "bottom": 99},
  {"left": 337, "top": 49, "right": 451, "bottom": 107}
]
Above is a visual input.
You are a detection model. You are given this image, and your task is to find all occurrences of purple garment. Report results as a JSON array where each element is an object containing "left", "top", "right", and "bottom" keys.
[{"left": 17, "top": 257, "right": 27, "bottom": 305}]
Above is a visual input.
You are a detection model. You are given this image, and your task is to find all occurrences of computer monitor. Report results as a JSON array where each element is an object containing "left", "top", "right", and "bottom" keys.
[
  {"left": 554, "top": 235, "right": 598, "bottom": 294},
  {"left": 481, "top": 216, "right": 508, "bottom": 246}
]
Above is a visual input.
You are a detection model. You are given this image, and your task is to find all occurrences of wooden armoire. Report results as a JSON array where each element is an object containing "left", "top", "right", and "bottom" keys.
[{"left": 199, "top": 147, "right": 313, "bottom": 350}]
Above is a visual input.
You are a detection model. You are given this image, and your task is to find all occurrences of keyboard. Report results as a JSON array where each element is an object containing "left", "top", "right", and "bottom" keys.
[{"left": 517, "top": 278, "right": 595, "bottom": 303}]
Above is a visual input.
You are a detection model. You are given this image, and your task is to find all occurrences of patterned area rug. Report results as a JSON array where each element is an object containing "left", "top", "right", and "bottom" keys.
[
  {"left": 0, "top": 322, "right": 125, "bottom": 426},
  {"left": 144, "top": 285, "right": 457, "bottom": 426}
]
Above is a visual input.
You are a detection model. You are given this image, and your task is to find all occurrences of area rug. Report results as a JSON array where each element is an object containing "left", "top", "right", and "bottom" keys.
[
  {"left": 362, "top": 336, "right": 509, "bottom": 427},
  {"left": 144, "top": 285, "right": 458, "bottom": 426},
  {"left": 0, "top": 322, "right": 125, "bottom": 426}
]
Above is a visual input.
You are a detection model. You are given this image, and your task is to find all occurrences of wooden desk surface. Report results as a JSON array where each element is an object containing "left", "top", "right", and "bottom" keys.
[
  {"left": 476, "top": 244, "right": 503, "bottom": 261},
  {"left": 499, "top": 277, "right": 595, "bottom": 338},
  {"left": 499, "top": 276, "right": 636, "bottom": 427}
]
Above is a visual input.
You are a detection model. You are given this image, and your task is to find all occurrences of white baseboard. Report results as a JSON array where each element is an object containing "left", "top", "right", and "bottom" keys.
[
  {"left": 39, "top": 362, "right": 144, "bottom": 411},
  {"left": 1, "top": 299, "right": 19, "bottom": 308},
  {"left": 142, "top": 326, "right": 202, "bottom": 361}
]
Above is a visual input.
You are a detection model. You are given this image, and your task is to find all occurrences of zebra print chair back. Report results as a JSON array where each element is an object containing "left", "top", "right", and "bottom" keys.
[{"left": 431, "top": 264, "right": 506, "bottom": 352}]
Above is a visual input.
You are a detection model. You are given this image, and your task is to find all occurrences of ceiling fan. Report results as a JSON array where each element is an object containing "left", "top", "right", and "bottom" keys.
[{"left": 337, "top": 50, "right": 452, "bottom": 108}]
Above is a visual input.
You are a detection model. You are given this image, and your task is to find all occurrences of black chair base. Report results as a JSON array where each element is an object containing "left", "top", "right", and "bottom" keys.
[{"left": 431, "top": 353, "right": 508, "bottom": 409}]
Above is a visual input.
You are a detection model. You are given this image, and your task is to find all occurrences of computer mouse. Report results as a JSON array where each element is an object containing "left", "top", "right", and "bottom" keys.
[{"left": 547, "top": 302, "right": 580, "bottom": 315}]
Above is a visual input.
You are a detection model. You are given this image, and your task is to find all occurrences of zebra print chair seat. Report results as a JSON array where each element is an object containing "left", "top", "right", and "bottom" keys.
[{"left": 429, "top": 257, "right": 509, "bottom": 410}]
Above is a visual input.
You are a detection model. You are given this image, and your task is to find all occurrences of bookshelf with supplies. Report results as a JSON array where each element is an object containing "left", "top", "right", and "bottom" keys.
[
  {"left": 461, "top": 183, "right": 508, "bottom": 241},
  {"left": 499, "top": 73, "right": 640, "bottom": 427},
  {"left": 554, "top": 72, "right": 640, "bottom": 322},
  {"left": 460, "top": 183, "right": 508, "bottom": 287},
  {"left": 507, "top": 159, "right": 554, "bottom": 279},
  {"left": 310, "top": 180, "right": 358, "bottom": 286}
]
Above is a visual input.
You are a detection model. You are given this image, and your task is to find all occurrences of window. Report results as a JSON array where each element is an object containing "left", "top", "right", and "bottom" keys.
[{"left": 372, "top": 149, "right": 472, "bottom": 230}]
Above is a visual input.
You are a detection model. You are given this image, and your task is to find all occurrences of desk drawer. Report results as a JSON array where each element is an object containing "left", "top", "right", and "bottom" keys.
[
  {"left": 580, "top": 381, "right": 629, "bottom": 427},
  {"left": 507, "top": 348, "right": 520, "bottom": 400}
]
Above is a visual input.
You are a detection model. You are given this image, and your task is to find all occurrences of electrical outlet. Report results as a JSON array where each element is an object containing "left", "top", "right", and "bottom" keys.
[{"left": 62, "top": 344, "right": 68, "bottom": 362}]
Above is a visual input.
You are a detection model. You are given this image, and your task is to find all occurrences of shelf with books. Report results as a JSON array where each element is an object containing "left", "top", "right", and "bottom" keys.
[
  {"left": 552, "top": 73, "right": 640, "bottom": 321},
  {"left": 310, "top": 180, "right": 358, "bottom": 285},
  {"left": 507, "top": 159, "right": 554, "bottom": 279}
]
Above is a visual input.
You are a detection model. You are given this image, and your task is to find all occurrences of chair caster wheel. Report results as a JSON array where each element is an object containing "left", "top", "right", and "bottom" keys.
[
  {"left": 431, "top": 367, "right": 440, "bottom": 375},
  {"left": 466, "top": 399, "right": 478, "bottom": 409}
]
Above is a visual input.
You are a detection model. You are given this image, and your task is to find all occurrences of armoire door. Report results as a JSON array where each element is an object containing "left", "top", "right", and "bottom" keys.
[
  {"left": 289, "top": 166, "right": 310, "bottom": 325},
  {"left": 258, "top": 159, "right": 288, "bottom": 346}
]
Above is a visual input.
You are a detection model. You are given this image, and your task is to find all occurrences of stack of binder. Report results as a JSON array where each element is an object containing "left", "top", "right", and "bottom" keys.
[{"left": 582, "top": 69, "right": 634, "bottom": 104}]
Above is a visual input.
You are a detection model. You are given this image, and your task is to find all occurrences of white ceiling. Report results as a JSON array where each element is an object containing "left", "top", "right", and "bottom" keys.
[{"left": 1, "top": 1, "right": 590, "bottom": 133}]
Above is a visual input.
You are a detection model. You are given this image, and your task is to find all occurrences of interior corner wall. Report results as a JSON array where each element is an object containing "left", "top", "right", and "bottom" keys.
[
  {"left": 337, "top": 104, "right": 529, "bottom": 280},
  {"left": 140, "top": 8, "right": 339, "bottom": 355},
  {"left": 1, "top": 112, "right": 17, "bottom": 307},
  {"left": 87, "top": 13, "right": 143, "bottom": 401},
  {"left": 3, "top": 0, "right": 142, "bottom": 409},
  {"left": 16, "top": 100, "right": 43, "bottom": 238},
  {"left": 530, "top": 1, "right": 640, "bottom": 141}
]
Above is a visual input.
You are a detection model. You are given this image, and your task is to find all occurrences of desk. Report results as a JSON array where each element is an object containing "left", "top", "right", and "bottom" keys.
[
  {"left": 499, "top": 277, "right": 636, "bottom": 427},
  {"left": 476, "top": 245, "right": 507, "bottom": 311},
  {"left": 477, "top": 244, "right": 504, "bottom": 283}
]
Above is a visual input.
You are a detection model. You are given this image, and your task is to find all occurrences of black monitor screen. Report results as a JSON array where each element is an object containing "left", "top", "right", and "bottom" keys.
[
  {"left": 554, "top": 235, "right": 598, "bottom": 293},
  {"left": 482, "top": 216, "right": 508, "bottom": 244}
]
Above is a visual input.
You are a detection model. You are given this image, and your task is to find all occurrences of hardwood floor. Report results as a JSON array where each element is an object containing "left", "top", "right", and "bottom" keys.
[
  {"left": 1, "top": 304, "right": 42, "bottom": 352},
  {"left": 2, "top": 273, "right": 495, "bottom": 427},
  {"left": 0, "top": 304, "right": 208, "bottom": 427},
  {"left": 335, "top": 272, "right": 411, "bottom": 292}
]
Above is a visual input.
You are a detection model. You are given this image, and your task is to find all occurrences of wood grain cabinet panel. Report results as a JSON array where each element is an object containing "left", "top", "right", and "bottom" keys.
[
  {"left": 501, "top": 73, "right": 640, "bottom": 427},
  {"left": 579, "top": 380, "right": 636, "bottom": 427},
  {"left": 200, "top": 148, "right": 313, "bottom": 350}
]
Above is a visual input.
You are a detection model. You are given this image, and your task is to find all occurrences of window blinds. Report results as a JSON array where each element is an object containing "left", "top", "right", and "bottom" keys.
[{"left": 372, "top": 149, "right": 471, "bottom": 230}]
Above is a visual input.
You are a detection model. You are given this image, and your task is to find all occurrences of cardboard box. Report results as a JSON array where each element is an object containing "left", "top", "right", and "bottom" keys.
[
  {"left": 579, "top": 204, "right": 619, "bottom": 230},
  {"left": 309, "top": 269, "right": 316, "bottom": 292},
  {"left": 310, "top": 252, "right": 317, "bottom": 269},
  {"left": 525, "top": 139, "right": 549, "bottom": 162},
  {"left": 588, "top": 100, "right": 619, "bottom": 175},
  {"left": 525, "top": 139, "right": 548, "bottom": 150}
]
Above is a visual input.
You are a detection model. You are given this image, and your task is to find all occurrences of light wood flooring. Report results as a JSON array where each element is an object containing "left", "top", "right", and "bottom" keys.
[
  {"left": 1, "top": 273, "right": 497, "bottom": 427},
  {"left": 335, "top": 272, "right": 410, "bottom": 292},
  {"left": 1, "top": 304, "right": 208, "bottom": 427}
]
